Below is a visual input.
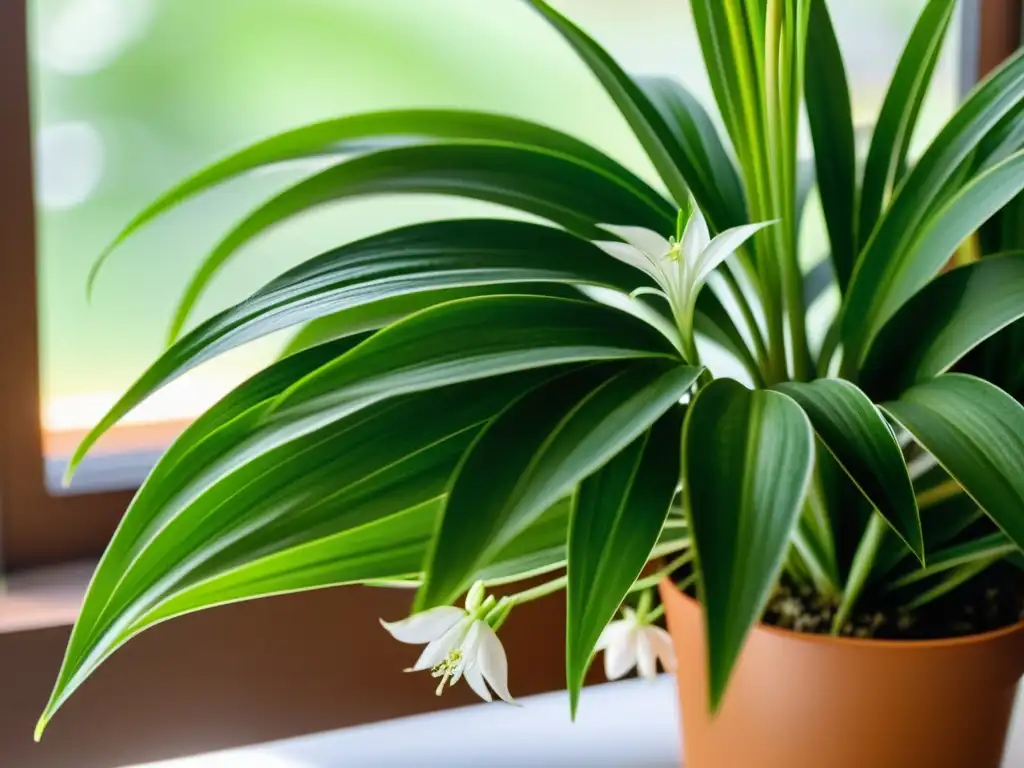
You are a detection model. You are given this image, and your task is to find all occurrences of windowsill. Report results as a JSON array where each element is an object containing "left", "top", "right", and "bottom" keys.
[
  {"left": 0, "top": 559, "right": 91, "bottom": 633},
  {"left": 122, "top": 675, "right": 1024, "bottom": 767}
]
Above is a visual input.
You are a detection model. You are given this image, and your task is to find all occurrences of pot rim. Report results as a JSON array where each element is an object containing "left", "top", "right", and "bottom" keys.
[{"left": 661, "top": 577, "right": 1024, "bottom": 650}]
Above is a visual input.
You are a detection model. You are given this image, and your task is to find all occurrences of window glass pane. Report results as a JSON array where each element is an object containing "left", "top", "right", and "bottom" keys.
[{"left": 28, "top": 0, "right": 965, "bottom": 491}]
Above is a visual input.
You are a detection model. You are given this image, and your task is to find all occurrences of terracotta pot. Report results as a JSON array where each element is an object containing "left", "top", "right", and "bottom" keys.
[{"left": 659, "top": 579, "right": 1024, "bottom": 768}]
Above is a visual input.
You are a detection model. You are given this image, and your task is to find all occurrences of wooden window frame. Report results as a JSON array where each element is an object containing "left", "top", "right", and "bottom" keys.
[{"left": 0, "top": 1, "right": 1020, "bottom": 764}]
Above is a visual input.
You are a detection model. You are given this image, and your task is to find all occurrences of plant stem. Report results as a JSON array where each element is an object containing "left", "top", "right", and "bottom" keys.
[
  {"left": 630, "top": 551, "right": 694, "bottom": 593},
  {"left": 507, "top": 547, "right": 693, "bottom": 607},
  {"left": 646, "top": 573, "right": 699, "bottom": 622},
  {"left": 803, "top": 475, "right": 839, "bottom": 583},
  {"left": 791, "top": 523, "right": 838, "bottom": 596},
  {"left": 832, "top": 513, "right": 887, "bottom": 634},
  {"left": 509, "top": 575, "right": 566, "bottom": 606}
]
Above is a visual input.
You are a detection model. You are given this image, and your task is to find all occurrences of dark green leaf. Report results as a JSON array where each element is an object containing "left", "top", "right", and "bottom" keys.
[
  {"left": 168, "top": 142, "right": 674, "bottom": 341},
  {"left": 636, "top": 76, "right": 747, "bottom": 228},
  {"left": 842, "top": 51, "right": 1024, "bottom": 367},
  {"left": 418, "top": 359, "right": 701, "bottom": 609},
  {"left": 688, "top": 0, "right": 747, "bottom": 152},
  {"left": 86, "top": 109, "right": 660, "bottom": 295},
  {"left": 526, "top": 0, "right": 692, "bottom": 205},
  {"left": 883, "top": 374, "right": 1024, "bottom": 553},
  {"left": 888, "top": 532, "right": 1016, "bottom": 590},
  {"left": 858, "top": 0, "right": 956, "bottom": 242},
  {"left": 805, "top": 0, "right": 858, "bottom": 290},
  {"left": 775, "top": 379, "right": 922, "bottom": 561},
  {"left": 273, "top": 294, "right": 681, "bottom": 420},
  {"left": 684, "top": 379, "right": 814, "bottom": 711},
  {"left": 864, "top": 252, "right": 1024, "bottom": 397},
  {"left": 68, "top": 222, "right": 663, "bottom": 475},
  {"left": 279, "top": 283, "right": 581, "bottom": 359},
  {"left": 566, "top": 411, "right": 682, "bottom": 715},
  {"left": 40, "top": 374, "right": 549, "bottom": 733}
]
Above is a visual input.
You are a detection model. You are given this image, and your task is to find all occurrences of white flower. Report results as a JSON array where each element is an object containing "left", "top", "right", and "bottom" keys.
[
  {"left": 380, "top": 583, "right": 515, "bottom": 704},
  {"left": 596, "top": 607, "right": 677, "bottom": 681},
  {"left": 595, "top": 203, "right": 772, "bottom": 342}
]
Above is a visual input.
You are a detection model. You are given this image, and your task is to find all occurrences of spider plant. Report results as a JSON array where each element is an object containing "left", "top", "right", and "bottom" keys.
[{"left": 36, "top": 0, "right": 1024, "bottom": 735}]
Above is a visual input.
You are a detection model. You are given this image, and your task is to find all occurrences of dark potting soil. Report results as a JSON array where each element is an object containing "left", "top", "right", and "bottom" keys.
[{"left": 760, "top": 564, "right": 1024, "bottom": 640}]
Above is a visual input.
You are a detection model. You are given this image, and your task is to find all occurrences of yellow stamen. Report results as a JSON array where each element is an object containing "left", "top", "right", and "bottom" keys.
[{"left": 430, "top": 649, "right": 463, "bottom": 696}]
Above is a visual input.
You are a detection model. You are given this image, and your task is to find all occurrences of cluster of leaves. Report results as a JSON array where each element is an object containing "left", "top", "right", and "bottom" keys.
[{"left": 37, "top": 0, "right": 1024, "bottom": 734}]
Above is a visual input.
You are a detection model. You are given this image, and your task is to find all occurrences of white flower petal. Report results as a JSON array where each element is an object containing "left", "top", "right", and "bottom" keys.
[
  {"left": 412, "top": 617, "right": 471, "bottom": 671},
  {"left": 593, "top": 241, "right": 666, "bottom": 285},
  {"left": 460, "top": 618, "right": 486, "bottom": 661},
  {"left": 680, "top": 205, "right": 710, "bottom": 266},
  {"left": 603, "top": 629, "right": 639, "bottom": 680},
  {"left": 635, "top": 630, "right": 658, "bottom": 680},
  {"left": 694, "top": 220, "right": 774, "bottom": 285},
  {"left": 648, "top": 626, "right": 677, "bottom": 673},
  {"left": 600, "top": 224, "right": 672, "bottom": 261},
  {"left": 379, "top": 606, "right": 466, "bottom": 644},
  {"left": 476, "top": 622, "right": 515, "bottom": 704},
  {"left": 462, "top": 661, "right": 493, "bottom": 702},
  {"left": 595, "top": 620, "right": 631, "bottom": 653}
]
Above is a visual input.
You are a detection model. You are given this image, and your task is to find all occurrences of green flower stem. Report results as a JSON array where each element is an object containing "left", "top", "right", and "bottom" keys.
[
  {"left": 629, "top": 550, "right": 695, "bottom": 593},
  {"left": 508, "top": 548, "right": 693, "bottom": 607},
  {"left": 508, "top": 575, "right": 567, "bottom": 606}
]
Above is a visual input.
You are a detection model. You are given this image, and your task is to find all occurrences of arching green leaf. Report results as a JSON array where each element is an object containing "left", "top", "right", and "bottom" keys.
[
  {"left": 864, "top": 252, "right": 1024, "bottom": 397},
  {"left": 67, "top": 222, "right": 662, "bottom": 476},
  {"left": 842, "top": 51, "right": 1024, "bottom": 366},
  {"left": 526, "top": 0, "right": 693, "bottom": 205},
  {"left": 418, "top": 359, "right": 700, "bottom": 609},
  {"left": 684, "top": 379, "right": 814, "bottom": 711},
  {"left": 86, "top": 109, "right": 660, "bottom": 295},
  {"left": 168, "top": 141, "right": 674, "bottom": 342},
  {"left": 566, "top": 410, "right": 682, "bottom": 715},
  {"left": 805, "top": 0, "right": 857, "bottom": 289},
  {"left": 272, "top": 294, "right": 682, "bottom": 421},
  {"left": 858, "top": 0, "right": 956, "bottom": 242},
  {"left": 883, "top": 375, "right": 1024, "bottom": 553},
  {"left": 775, "top": 379, "right": 922, "bottom": 561}
]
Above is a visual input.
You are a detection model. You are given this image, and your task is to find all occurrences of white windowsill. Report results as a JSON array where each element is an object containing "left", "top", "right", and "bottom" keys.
[{"left": 127, "top": 676, "right": 1024, "bottom": 768}]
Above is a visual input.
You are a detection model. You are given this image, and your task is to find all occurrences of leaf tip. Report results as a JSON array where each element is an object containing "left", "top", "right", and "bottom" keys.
[{"left": 33, "top": 714, "right": 48, "bottom": 743}]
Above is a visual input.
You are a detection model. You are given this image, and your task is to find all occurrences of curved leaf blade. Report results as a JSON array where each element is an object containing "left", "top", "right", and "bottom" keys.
[
  {"left": 882, "top": 374, "right": 1024, "bottom": 552},
  {"left": 775, "top": 379, "right": 922, "bottom": 561},
  {"left": 858, "top": 0, "right": 956, "bottom": 241},
  {"left": 279, "top": 283, "right": 581, "bottom": 359},
  {"left": 864, "top": 252, "right": 1024, "bottom": 397},
  {"left": 418, "top": 359, "right": 701, "bottom": 609},
  {"left": 683, "top": 379, "right": 814, "bottom": 711},
  {"left": 566, "top": 410, "right": 682, "bottom": 715},
  {"left": 842, "top": 51, "right": 1024, "bottom": 366},
  {"left": 86, "top": 109, "right": 660, "bottom": 295},
  {"left": 805, "top": 0, "right": 857, "bottom": 290},
  {"left": 67, "top": 221, "right": 661, "bottom": 475},
  {"left": 525, "top": 0, "right": 692, "bottom": 205},
  {"left": 272, "top": 294, "right": 681, "bottom": 420},
  {"left": 41, "top": 372, "right": 553, "bottom": 734},
  {"left": 168, "top": 141, "right": 674, "bottom": 341},
  {"left": 635, "top": 76, "right": 747, "bottom": 229}
]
